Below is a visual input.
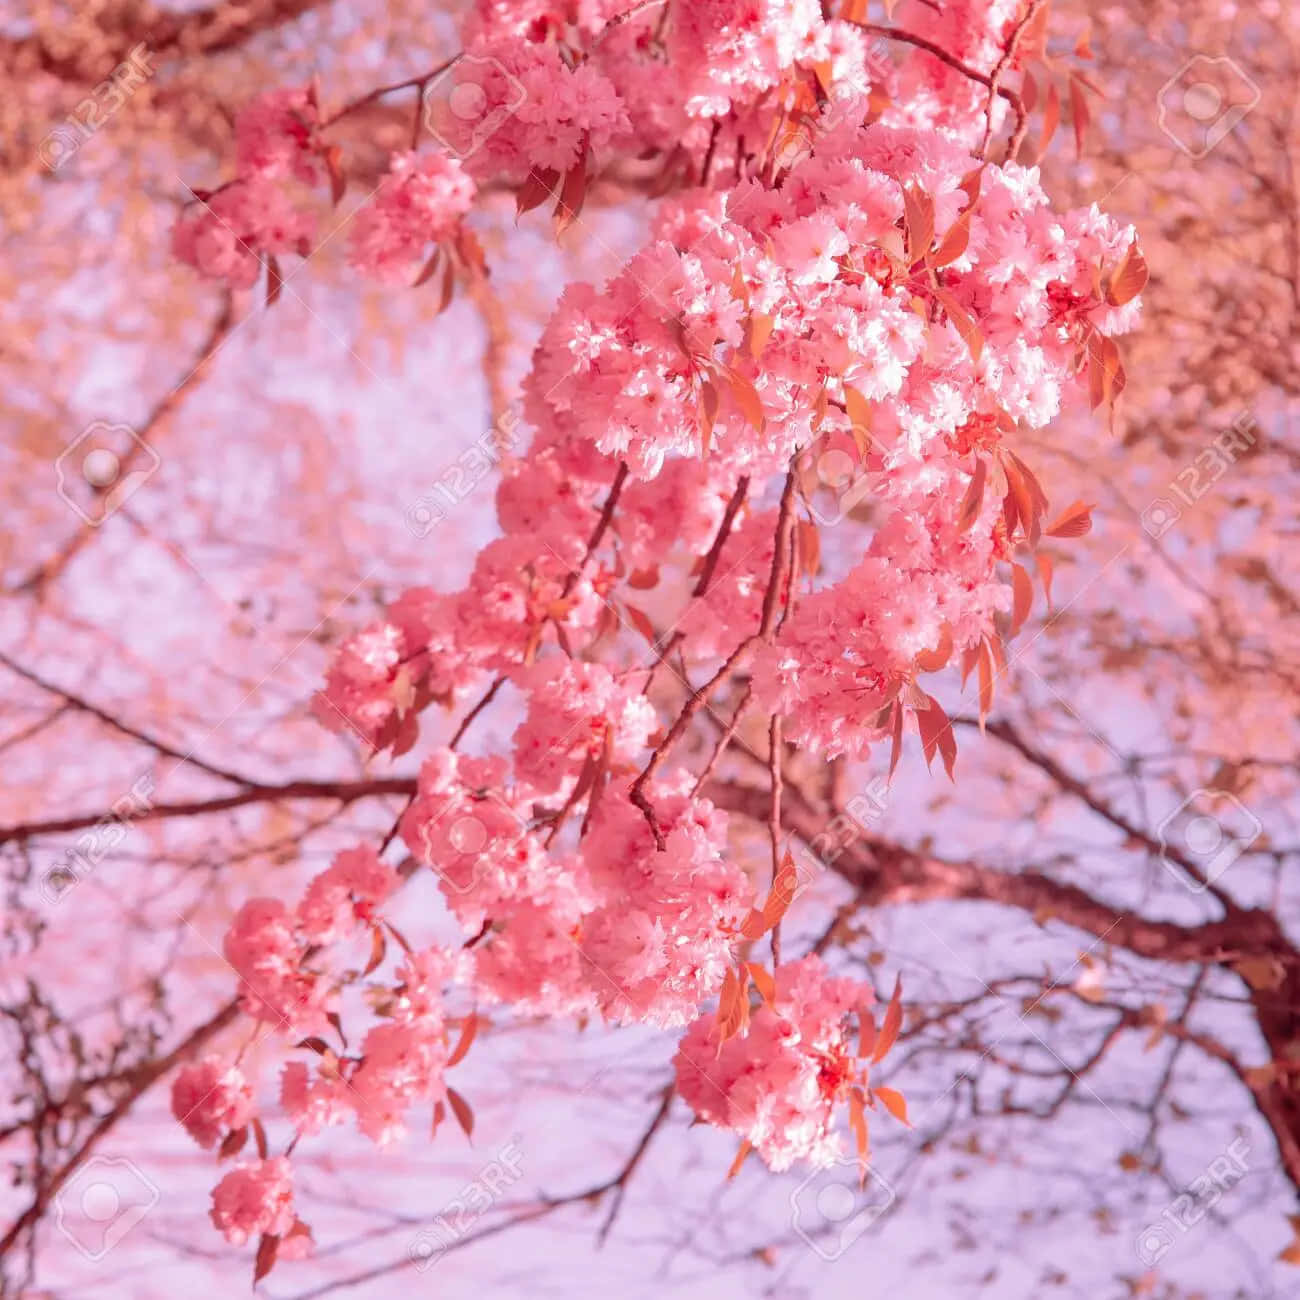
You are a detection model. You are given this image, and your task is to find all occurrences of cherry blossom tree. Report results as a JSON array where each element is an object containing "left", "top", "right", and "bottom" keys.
[{"left": 2, "top": 1, "right": 1297, "bottom": 1296}]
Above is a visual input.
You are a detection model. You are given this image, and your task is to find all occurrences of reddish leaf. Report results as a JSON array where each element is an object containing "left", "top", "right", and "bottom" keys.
[
  {"left": 843, "top": 383, "right": 873, "bottom": 436},
  {"left": 412, "top": 246, "right": 442, "bottom": 288},
  {"left": 932, "top": 206, "right": 973, "bottom": 268},
  {"left": 1107, "top": 241, "right": 1149, "bottom": 307},
  {"left": 1046, "top": 500, "right": 1094, "bottom": 538},
  {"left": 624, "top": 603, "right": 659, "bottom": 647},
  {"left": 726, "top": 1139, "right": 754, "bottom": 1180},
  {"left": 871, "top": 976, "right": 903, "bottom": 1064},
  {"left": 454, "top": 227, "right": 487, "bottom": 277},
  {"left": 516, "top": 167, "right": 559, "bottom": 218},
  {"left": 447, "top": 1011, "right": 478, "bottom": 1068},
  {"left": 958, "top": 458, "right": 987, "bottom": 532},
  {"left": 254, "top": 1233, "right": 280, "bottom": 1284},
  {"left": 915, "top": 623, "right": 953, "bottom": 673},
  {"left": 726, "top": 367, "right": 766, "bottom": 432},
  {"left": 716, "top": 964, "right": 750, "bottom": 1043},
  {"left": 251, "top": 1116, "right": 269, "bottom": 1160},
  {"left": 934, "top": 289, "right": 984, "bottom": 363},
  {"left": 364, "top": 924, "right": 386, "bottom": 976},
  {"left": 1036, "top": 552, "right": 1055, "bottom": 608},
  {"left": 977, "top": 639, "right": 995, "bottom": 728},
  {"left": 858, "top": 1004, "right": 877, "bottom": 1059},
  {"left": 902, "top": 184, "right": 935, "bottom": 262},
  {"left": 1040, "top": 79, "right": 1061, "bottom": 158},
  {"left": 747, "top": 311, "right": 775, "bottom": 358},
  {"left": 745, "top": 962, "right": 776, "bottom": 1008},
  {"left": 848, "top": 1086, "right": 870, "bottom": 1171},
  {"left": 873, "top": 1085, "right": 911, "bottom": 1127},
  {"left": 554, "top": 148, "right": 589, "bottom": 237},
  {"left": 741, "top": 852, "right": 800, "bottom": 939},
  {"left": 218, "top": 1125, "right": 249, "bottom": 1161},
  {"left": 437, "top": 253, "right": 456, "bottom": 315},
  {"left": 1069, "top": 74, "right": 1091, "bottom": 158},
  {"left": 446, "top": 1086, "right": 474, "bottom": 1141},
  {"left": 915, "top": 694, "right": 957, "bottom": 781},
  {"left": 265, "top": 254, "right": 283, "bottom": 308},
  {"left": 325, "top": 145, "right": 347, "bottom": 206},
  {"left": 1010, "top": 563, "right": 1033, "bottom": 637},
  {"left": 1002, "top": 454, "right": 1040, "bottom": 545}
]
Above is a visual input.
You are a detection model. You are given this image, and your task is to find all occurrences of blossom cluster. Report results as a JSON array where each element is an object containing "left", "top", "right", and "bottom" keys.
[
  {"left": 169, "top": 0, "right": 1145, "bottom": 1275},
  {"left": 674, "top": 955, "right": 871, "bottom": 1170},
  {"left": 173, "top": 89, "right": 320, "bottom": 287}
]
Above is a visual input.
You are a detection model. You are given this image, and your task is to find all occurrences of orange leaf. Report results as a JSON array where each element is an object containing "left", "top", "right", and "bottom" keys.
[
  {"left": 843, "top": 383, "right": 873, "bottom": 435},
  {"left": 1010, "top": 563, "right": 1033, "bottom": 638},
  {"left": 902, "top": 184, "right": 935, "bottom": 262},
  {"left": 726, "top": 1139, "right": 753, "bottom": 1180},
  {"left": 888, "top": 698, "right": 904, "bottom": 778},
  {"left": 1069, "top": 74, "right": 1090, "bottom": 157},
  {"left": 915, "top": 623, "right": 953, "bottom": 673},
  {"left": 858, "top": 1003, "right": 877, "bottom": 1059},
  {"left": 873, "top": 1086, "right": 911, "bottom": 1127},
  {"left": 932, "top": 207, "right": 972, "bottom": 269},
  {"left": 726, "top": 367, "right": 766, "bottom": 433},
  {"left": 977, "top": 639, "right": 995, "bottom": 728},
  {"left": 1107, "top": 241, "right": 1148, "bottom": 307},
  {"left": 958, "top": 458, "right": 987, "bottom": 532},
  {"left": 1036, "top": 552, "right": 1055, "bottom": 607},
  {"left": 412, "top": 246, "right": 442, "bottom": 288},
  {"left": 934, "top": 289, "right": 984, "bottom": 363},
  {"left": 741, "top": 852, "right": 800, "bottom": 939},
  {"left": 1040, "top": 79, "right": 1061, "bottom": 158},
  {"left": 746, "top": 962, "right": 777, "bottom": 1008},
  {"left": 848, "top": 1086, "right": 870, "bottom": 1169},
  {"left": 1046, "top": 500, "right": 1094, "bottom": 538},
  {"left": 747, "top": 312, "right": 775, "bottom": 358},
  {"left": 871, "top": 976, "right": 903, "bottom": 1064},
  {"left": 325, "top": 145, "right": 347, "bottom": 206}
]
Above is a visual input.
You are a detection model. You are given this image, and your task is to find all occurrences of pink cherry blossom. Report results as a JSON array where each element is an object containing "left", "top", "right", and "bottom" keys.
[
  {"left": 209, "top": 1157, "right": 297, "bottom": 1245},
  {"left": 171, "top": 1058, "right": 256, "bottom": 1150}
]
